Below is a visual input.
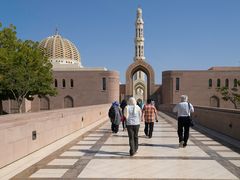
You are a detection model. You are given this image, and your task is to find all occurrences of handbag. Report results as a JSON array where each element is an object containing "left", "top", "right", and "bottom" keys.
[
  {"left": 189, "top": 116, "right": 194, "bottom": 127},
  {"left": 188, "top": 103, "right": 194, "bottom": 127}
]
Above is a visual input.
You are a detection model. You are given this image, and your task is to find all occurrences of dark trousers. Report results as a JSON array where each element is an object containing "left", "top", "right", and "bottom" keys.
[
  {"left": 144, "top": 122, "right": 154, "bottom": 138},
  {"left": 126, "top": 125, "right": 140, "bottom": 155},
  {"left": 177, "top": 116, "right": 190, "bottom": 144},
  {"left": 122, "top": 120, "right": 126, "bottom": 130},
  {"left": 111, "top": 123, "right": 119, "bottom": 133}
]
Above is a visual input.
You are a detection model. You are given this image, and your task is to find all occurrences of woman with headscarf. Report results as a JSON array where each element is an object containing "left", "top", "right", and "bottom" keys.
[
  {"left": 108, "top": 101, "right": 122, "bottom": 133},
  {"left": 124, "top": 97, "right": 142, "bottom": 156}
]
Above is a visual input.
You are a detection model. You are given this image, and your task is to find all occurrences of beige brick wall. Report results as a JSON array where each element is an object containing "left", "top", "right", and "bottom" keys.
[
  {"left": 162, "top": 70, "right": 240, "bottom": 109},
  {"left": 3, "top": 70, "right": 119, "bottom": 113}
]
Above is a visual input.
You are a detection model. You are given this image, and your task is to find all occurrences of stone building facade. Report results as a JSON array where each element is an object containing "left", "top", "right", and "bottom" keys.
[
  {"left": 162, "top": 67, "right": 240, "bottom": 109},
  {"left": 30, "top": 70, "right": 119, "bottom": 112},
  {"left": 3, "top": 33, "right": 119, "bottom": 113}
]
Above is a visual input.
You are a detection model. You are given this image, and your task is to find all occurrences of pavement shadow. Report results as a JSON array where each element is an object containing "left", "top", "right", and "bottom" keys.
[
  {"left": 77, "top": 149, "right": 129, "bottom": 156},
  {"left": 139, "top": 143, "right": 179, "bottom": 149}
]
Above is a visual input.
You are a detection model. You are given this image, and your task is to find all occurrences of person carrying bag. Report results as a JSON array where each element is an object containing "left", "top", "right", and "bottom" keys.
[{"left": 173, "top": 95, "right": 194, "bottom": 148}]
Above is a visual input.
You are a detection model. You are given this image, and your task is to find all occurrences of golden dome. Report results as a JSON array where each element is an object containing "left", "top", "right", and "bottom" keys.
[{"left": 39, "top": 34, "right": 82, "bottom": 67}]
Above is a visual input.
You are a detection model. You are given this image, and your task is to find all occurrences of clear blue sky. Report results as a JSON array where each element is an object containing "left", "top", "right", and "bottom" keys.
[{"left": 1, "top": 0, "right": 240, "bottom": 84}]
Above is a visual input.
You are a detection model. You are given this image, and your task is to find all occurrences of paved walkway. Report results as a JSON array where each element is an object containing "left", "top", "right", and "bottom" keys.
[{"left": 8, "top": 112, "right": 240, "bottom": 179}]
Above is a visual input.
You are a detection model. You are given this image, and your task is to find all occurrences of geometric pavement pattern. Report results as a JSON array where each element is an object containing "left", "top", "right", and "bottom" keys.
[{"left": 12, "top": 112, "right": 240, "bottom": 179}]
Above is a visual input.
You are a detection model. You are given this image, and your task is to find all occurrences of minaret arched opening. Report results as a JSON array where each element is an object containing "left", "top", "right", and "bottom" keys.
[{"left": 132, "top": 70, "right": 147, "bottom": 103}]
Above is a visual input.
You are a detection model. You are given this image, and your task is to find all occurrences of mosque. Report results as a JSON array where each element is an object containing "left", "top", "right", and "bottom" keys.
[
  {"left": 2, "top": 8, "right": 240, "bottom": 113},
  {"left": 3, "top": 31, "right": 119, "bottom": 113},
  {"left": 120, "top": 7, "right": 240, "bottom": 109}
]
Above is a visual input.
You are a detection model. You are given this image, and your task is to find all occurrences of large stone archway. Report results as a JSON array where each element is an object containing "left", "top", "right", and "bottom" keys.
[{"left": 126, "top": 60, "right": 155, "bottom": 99}]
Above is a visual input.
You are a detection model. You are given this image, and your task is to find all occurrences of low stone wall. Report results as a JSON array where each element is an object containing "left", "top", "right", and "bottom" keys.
[
  {"left": 159, "top": 104, "right": 240, "bottom": 141},
  {"left": 0, "top": 104, "right": 110, "bottom": 168}
]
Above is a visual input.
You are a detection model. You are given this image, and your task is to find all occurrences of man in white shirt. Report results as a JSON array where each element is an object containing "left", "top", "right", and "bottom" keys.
[{"left": 173, "top": 95, "right": 194, "bottom": 148}]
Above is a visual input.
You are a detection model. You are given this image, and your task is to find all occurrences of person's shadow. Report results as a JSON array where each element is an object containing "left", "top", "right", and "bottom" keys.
[
  {"left": 139, "top": 143, "right": 179, "bottom": 149},
  {"left": 78, "top": 149, "right": 129, "bottom": 156}
]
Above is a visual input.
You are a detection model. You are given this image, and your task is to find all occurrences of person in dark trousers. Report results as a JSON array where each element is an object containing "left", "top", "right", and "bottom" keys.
[
  {"left": 124, "top": 97, "right": 142, "bottom": 156},
  {"left": 120, "top": 99, "right": 127, "bottom": 131},
  {"left": 173, "top": 95, "right": 194, "bottom": 148},
  {"left": 142, "top": 99, "right": 157, "bottom": 138},
  {"left": 108, "top": 101, "right": 122, "bottom": 133}
]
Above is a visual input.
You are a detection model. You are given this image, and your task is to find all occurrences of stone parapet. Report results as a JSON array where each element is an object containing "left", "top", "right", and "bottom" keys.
[
  {"left": 0, "top": 104, "right": 110, "bottom": 168},
  {"left": 159, "top": 104, "right": 240, "bottom": 141}
]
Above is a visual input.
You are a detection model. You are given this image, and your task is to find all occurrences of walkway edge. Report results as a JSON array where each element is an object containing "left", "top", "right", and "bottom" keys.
[
  {"left": 0, "top": 117, "right": 108, "bottom": 180},
  {"left": 158, "top": 111, "right": 240, "bottom": 149}
]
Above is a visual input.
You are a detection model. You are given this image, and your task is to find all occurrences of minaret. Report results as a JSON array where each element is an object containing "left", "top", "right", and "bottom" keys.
[{"left": 134, "top": 7, "right": 145, "bottom": 61}]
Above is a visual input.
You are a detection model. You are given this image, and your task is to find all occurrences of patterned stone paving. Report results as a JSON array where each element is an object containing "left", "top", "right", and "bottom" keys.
[{"left": 10, "top": 112, "right": 240, "bottom": 179}]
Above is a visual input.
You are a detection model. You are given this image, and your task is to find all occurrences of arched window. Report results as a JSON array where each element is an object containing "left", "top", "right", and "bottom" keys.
[
  {"left": 62, "top": 79, "right": 66, "bottom": 88},
  {"left": 64, "top": 96, "right": 73, "bottom": 108},
  {"left": 40, "top": 96, "right": 50, "bottom": 110},
  {"left": 102, "top": 77, "right": 106, "bottom": 90},
  {"left": 176, "top": 77, "right": 180, "bottom": 90},
  {"left": 234, "top": 79, "right": 238, "bottom": 87},
  {"left": 225, "top": 79, "right": 229, "bottom": 88},
  {"left": 54, "top": 79, "right": 58, "bottom": 87},
  {"left": 210, "top": 96, "right": 220, "bottom": 107},
  {"left": 70, "top": 79, "right": 74, "bottom": 88},
  {"left": 217, "top": 79, "right": 221, "bottom": 87},
  {"left": 208, "top": 79, "right": 212, "bottom": 88}
]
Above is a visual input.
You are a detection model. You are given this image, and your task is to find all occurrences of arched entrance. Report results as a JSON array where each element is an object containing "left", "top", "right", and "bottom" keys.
[
  {"left": 134, "top": 81, "right": 146, "bottom": 101},
  {"left": 40, "top": 95, "right": 50, "bottom": 110},
  {"left": 64, "top": 96, "right": 74, "bottom": 108},
  {"left": 210, "top": 96, "right": 220, "bottom": 107},
  {"left": 126, "top": 60, "right": 155, "bottom": 101}
]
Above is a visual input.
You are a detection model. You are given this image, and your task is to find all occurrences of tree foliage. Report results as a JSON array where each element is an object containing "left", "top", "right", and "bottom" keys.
[
  {"left": 0, "top": 22, "right": 57, "bottom": 114},
  {"left": 217, "top": 82, "right": 240, "bottom": 109}
]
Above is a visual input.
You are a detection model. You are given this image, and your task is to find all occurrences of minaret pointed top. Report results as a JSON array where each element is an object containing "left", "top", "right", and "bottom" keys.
[{"left": 137, "top": 6, "right": 143, "bottom": 20}]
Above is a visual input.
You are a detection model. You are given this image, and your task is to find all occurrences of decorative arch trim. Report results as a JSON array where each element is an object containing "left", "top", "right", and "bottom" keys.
[{"left": 126, "top": 60, "right": 155, "bottom": 98}]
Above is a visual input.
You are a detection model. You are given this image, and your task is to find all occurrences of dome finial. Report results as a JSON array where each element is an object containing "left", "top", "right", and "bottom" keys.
[{"left": 137, "top": 5, "right": 142, "bottom": 16}]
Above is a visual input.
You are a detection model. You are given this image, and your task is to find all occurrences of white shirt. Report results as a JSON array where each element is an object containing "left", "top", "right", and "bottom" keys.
[
  {"left": 124, "top": 105, "right": 141, "bottom": 125},
  {"left": 173, "top": 102, "right": 194, "bottom": 117}
]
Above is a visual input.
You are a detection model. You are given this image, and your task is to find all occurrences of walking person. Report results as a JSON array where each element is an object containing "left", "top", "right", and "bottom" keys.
[
  {"left": 151, "top": 100, "right": 158, "bottom": 122},
  {"left": 173, "top": 95, "right": 194, "bottom": 148},
  {"left": 124, "top": 97, "right": 141, "bottom": 156},
  {"left": 108, "top": 101, "right": 122, "bottom": 133},
  {"left": 120, "top": 99, "right": 127, "bottom": 131},
  {"left": 142, "top": 99, "right": 158, "bottom": 138}
]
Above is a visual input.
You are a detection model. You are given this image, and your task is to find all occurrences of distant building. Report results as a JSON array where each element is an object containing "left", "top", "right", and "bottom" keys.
[
  {"left": 162, "top": 67, "right": 240, "bottom": 109},
  {"left": 120, "top": 8, "right": 240, "bottom": 110},
  {"left": 3, "top": 33, "right": 119, "bottom": 113},
  {"left": 120, "top": 7, "right": 161, "bottom": 106}
]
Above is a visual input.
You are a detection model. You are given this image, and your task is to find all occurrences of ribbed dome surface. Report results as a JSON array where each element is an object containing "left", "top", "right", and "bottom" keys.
[{"left": 39, "top": 34, "right": 81, "bottom": 66}]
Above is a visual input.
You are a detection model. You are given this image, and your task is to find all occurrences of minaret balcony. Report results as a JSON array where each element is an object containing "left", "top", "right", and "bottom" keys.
[{"left": 135, "top": 37, "right": 144, "bottom": 41}]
